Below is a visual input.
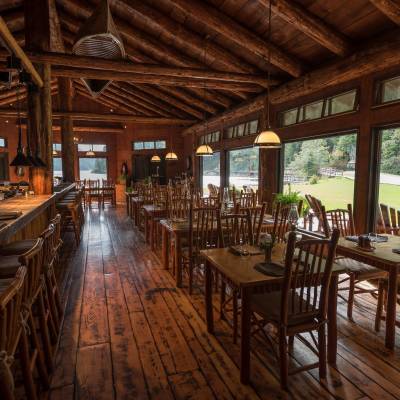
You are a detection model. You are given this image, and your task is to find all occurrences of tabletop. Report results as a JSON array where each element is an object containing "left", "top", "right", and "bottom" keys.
[{"left": 201, "top": 244, "right": 347, "bottom": 288}]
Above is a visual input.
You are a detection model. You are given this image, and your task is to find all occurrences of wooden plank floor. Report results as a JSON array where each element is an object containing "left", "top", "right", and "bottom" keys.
[{"left": 46, "top": 207, "right": 400, "bottom": 400}]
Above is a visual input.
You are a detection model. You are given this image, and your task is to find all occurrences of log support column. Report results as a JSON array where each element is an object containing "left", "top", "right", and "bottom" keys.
[{"left": 58, "top": 77, "right": 76, "bottom": 183}]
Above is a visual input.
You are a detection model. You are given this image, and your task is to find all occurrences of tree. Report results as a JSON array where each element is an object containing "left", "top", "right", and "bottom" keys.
[{"left": 381, "top": 128, "right": 400, "bottom": 175}]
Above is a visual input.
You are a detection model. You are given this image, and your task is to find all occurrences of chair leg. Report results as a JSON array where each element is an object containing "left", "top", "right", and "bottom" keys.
[
  {"left": 288, "top": 335, "right": 294, "bottom": 349},
  {"left": 188, "top": 262, "right": 193, "bottom": 295},
  {"left": 375, "top": 280, "right": 385, "bottom": 332},
  {"left": 220, "top": 281, "right": 226, "bottom": 320},
  {"left": 279, "top": 328, "right": 288, "bottom": 391},
  {"left": 233, "top": 292, "right": 238, "bottom": 344},
  {"left": 318, "top": 324, "right": 327, "bottom": 379},
  {"left": 347, "top": 273, "right": 355, "bottom": 320},
  {"left": 38, "top": 290, "right": 54, "bottom": 372}
]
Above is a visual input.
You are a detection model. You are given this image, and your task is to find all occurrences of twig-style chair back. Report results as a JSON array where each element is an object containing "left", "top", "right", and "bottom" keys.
[
  {"left": 189, "top": 206, "right": 220, "bottom": 257},
  {"left": 247, "top": 203, "right": 266, "bottom": 245},
  {"left": 207, "top": 184, "right": 219, "bottom": 198},
  {"left": 87, "top": 179, "right": 100, "bottom": 192},
  {"left": 218, "top": 212, "right": 252, "bottom": 247},
  {"left": 41, "top": 225, "right": 56, "bottom": 273},
  {"left": 321, "top": 204, "right": 355, "bottom": 238},
  {"left": 238, "top": 191, "right": 257, "bottom": 208},
  {"left": 102, "top": 179, "right": 114, "bottom": 188},
  {"left": 272, "top": 202, "right": 291, "bottom": 243},
  {"left": 200, "top": 196, "right": 219, "bottom": 207},
  {"left": 305, "top": 194, "right": 324, "bottom": 231},
  {"left": 50, "top": 213, "right": 63, "bottom": 252},
  {"left": 168, "top": 193, "right": 191, "bottom": 220},
  {"left": 280, "top": 229, "right": 340, "bottom": 326}
]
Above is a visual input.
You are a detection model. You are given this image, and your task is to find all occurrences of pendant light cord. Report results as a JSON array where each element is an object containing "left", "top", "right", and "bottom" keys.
[
  {"left": 16, "top": 84, "right": 22, "bottom": 149},
  {"left": 266, "top": 0, "right": 272, "bottom": 129}
]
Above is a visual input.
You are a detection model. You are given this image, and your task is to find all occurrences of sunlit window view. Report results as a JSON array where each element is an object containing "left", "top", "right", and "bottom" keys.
[
  {"left": 53, "top": 157, "right": 62, "bottom": 178},
  {"left": 201, "top": 152, "right": 220, "bottom": 195},
  {"left": 228, "top": 147, "right": 259, "bottom": 191},
  {"left": 79, "top": 157, "right": 108, "bottom": 180},
  {"left": 283, "top": 133, "right": 357, "bottom": 209},
  {"left": 377, "top": 127, "right": 400, "bottom": 210}
]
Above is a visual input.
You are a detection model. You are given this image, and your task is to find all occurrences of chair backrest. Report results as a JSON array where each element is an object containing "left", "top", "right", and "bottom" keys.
[
  {"left": 168, "top": 193, "right": 191, "bottom": 220},
  {"left": 280, "top": 229, "right": 340, "bottom": 326},
  {"left": 380, "top": 204, "right": 392, "bottom": 233},
  {"left": 247, "top": 203, "right": 266, "bottom": 245},
  {"left": 40, "top": 224, "right": 56, "bottom": 271},
  {"left": 272, "top": 202, "right": 291, "bottom": 243},
  {"left": 207, "top": 184, "right": 219, "bottom": 198},
  {"left": 218, "top": 212, "right": 252, "bottom": 247},
  {"left": 189, "top": 205, "right": 220, "bottom": 256},
  {"left": 239, "top": 191, "right": 257, "bottom": 208},
  {"left": 19, "top": 238, "right": 44, "bottom": 302},
  {"left": 0, "top": 266, "right": 26, "bottom": 357},
  {"left": 321, "top": 204, "right": 355, "bottom": 237},
  {"left": 102, "top": 179, "right": 114, "bottom": 188}
]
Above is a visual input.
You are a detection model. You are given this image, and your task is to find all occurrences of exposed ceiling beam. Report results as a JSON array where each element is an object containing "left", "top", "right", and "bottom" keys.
[
  {"left": 1, "top": 8, "right": 24, "bottom": 32},
  {"left": 369, "top": 0, "right": 400, "bottom": 25},
  {"left": 259, "top": 0, "right": 351, "bottom": 56},
  {"left": 25, "top": 51, "right": 269, "bottom": 86},
  {"left": 20, "top": 124, "right": 125, "bottom": 134},
  {"left": 0, "top": 108, "right": 195, "bottom": 124},
  {"left": 161, "top": 0, "right": 304, "bottom": 77},
  {"left": 50, "top": 66, "right": 265, "bottom": 92},
  {"left": 183, "top": 31, "right": 400, "bottom": 135}
]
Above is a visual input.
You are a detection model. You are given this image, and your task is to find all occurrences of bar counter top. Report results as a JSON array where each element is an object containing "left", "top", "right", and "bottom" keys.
[{"left": 0, "top": 183, "right": 75, "bottom": 243}]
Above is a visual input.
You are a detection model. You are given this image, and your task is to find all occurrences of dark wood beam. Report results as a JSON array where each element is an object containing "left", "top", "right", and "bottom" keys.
[
  {"left": 163, "top": 0, "right": 304, "bottom": 77},
  {"left": 1, "top": 8, "right": 24, "bottom": 32},
  {"left": 262, "top": 0, "right": 352, "bottom": 56},
  {"left": 183, "top": 31, "right": 400, "bottom": 135},
  {"left": 26, "top": 51, "right": 268, "bottom": 86},
  {"left": 369, "top": 0, "right": 400, "bottom": 25}
]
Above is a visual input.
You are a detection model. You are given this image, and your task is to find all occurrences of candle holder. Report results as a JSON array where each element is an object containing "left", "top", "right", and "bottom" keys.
[{"left": 259, "top": 233, "right": 275, "bottom": 264}]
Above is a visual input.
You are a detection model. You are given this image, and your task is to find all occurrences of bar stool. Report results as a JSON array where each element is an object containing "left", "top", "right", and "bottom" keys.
[
  {"left": 0, "top": 266, "right": 27, "bottom": 400},
  {"left": 0, "top": 239, "right": 51, "bottom": 399},
  {"left": 56, "top": 196, "right": 82, "bottom": 246}
]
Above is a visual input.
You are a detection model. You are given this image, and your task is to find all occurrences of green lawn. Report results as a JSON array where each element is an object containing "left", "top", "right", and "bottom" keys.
[{"left": 285, "top": 177, "right": 400, "bottom": 210}]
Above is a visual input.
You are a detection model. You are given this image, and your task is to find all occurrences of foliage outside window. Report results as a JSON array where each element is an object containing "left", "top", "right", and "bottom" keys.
[
  {"left": 133, "top": 140, "right": 166, "bottom": 150},
  {"left": 79, "top": 157, "right": 108, "bottom": 180},
  {"left": 377, "top": 127, "right": 400, "bottom": 209},
  {"left": 376, "top": 76, "right": 400, "bottom": 104},
  {"left": 199, "top": 131, "right": 221, "bottom": 145},
  {"left": 279, "top": 89, "right": 358, "bottom": 127},
  {"left": 228, "top": 147, "right": 259, "bottom": 191},
  {"left": 77, "top": 144, "right": 107, "bottom": 152},
  {"left": 224, "top": 119, "right": 259, "bottom": 140},
  {"left": 283, "top": 132, "right": 357, "bottom": 209},
  {"left": 202, "top": 152, "right": 220, "bottom": 195}
]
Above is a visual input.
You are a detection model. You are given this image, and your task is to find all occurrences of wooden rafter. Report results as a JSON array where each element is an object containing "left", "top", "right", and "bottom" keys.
[
  {"left": 369, "top": 0, "right": 400, "bottom": 25},
  {"left": 261, "top": 0, "right": 352, "bottom": 56},
  {"left": 161, "top": 0, "right": 304, "bottom": 77}
]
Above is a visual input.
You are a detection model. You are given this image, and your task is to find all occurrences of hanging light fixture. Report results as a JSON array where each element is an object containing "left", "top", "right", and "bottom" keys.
[
  {"left": 52, "top": 149, "right": 58, "bottom": 156},
  {"left": 10, "top": 85, "right": 32, "bottom": 167},
  {"left": 151, "top": 155, "right": 161, "bottom": 163},
  {"left": 254, "top": 0, "right": 281, "bottom": 149},
  {"left": 165, "top": 137, "right": 178, "bottom": 161},
  {"left": 85, "top": 144, "right": 95, "bottom": 156},
  {"left": 195, "top": 39, "right": 213, "bottom": 157}
]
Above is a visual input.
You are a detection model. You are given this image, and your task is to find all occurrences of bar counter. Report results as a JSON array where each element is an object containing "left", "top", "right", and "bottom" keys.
[{"left": 0, "top": 183, "right": 75, "bottom": 244}]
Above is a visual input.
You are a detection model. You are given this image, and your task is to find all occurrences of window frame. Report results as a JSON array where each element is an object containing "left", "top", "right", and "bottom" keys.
[{"left": 132, "top": 140, "right": 167, "bottom": 151}]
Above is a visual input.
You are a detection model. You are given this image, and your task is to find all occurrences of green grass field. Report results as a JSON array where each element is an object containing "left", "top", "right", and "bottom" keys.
[{"left": 285, "top": 177, "right": 400, "bottom": 210}]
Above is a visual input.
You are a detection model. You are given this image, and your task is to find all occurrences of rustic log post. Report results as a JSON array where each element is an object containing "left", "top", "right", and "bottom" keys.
[{"left": 58, "top": 77, "right": 76, "bottom": 183}]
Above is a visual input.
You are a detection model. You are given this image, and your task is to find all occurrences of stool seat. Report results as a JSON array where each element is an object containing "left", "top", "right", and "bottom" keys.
[
  {"left": 0, "top": 255, "right": 21, "bottom": 277},
  {"left": 0, "top": 239, "right": 37, "bottom": 256}
]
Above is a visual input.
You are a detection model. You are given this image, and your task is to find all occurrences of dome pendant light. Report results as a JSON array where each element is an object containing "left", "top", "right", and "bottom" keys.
[
  {"left": 151, "top": 155, "right": 161, "bottom": 163},
  {"left": 165, "top": 138, "right": 178, "bottom": 161},
  {"left": 195, "top": 39, "right": 213, "bottom": 157},
  {"left": 86, "top": 144, "right": 95, "bottom": 156},
  {"left": 254, "top": 0, "right": 281, "bottom": 149}
]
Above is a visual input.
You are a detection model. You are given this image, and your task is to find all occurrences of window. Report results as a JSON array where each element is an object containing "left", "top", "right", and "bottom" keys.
[
  {"left": 376, "top": 127, "right": 400, "bottom": 212},
  {"left": 53, "top": 157, "right": 62, "bottom": 178},
  {"left": 133, "top": 140, "right": 167, "bottom": 150},
  {"left": 53, "top": 143, "right": 62, "bottom": 151},
  {"left": 283, "top": 132, "right": 357, "bottom": 209},
  {"left": 202, "top": 152, "right": 220, "bottom": 195},
  {"left": 228, "top": 147, "right": 259, "bottom": 191},
  {"left": 224, "top": 119, "right": 259, "bottom": 139},
  {"left": 279, "top": 90, "right": 358, "bottom": 127},
  {"left": 79, "top": 157, "right": 108, "bottom": 180},
  {"left": 0, "top": 138, "right": 6, "bottom": 148},
  {"left": 199, "top": 131, "right": 221, "bottom": 145},
  {"left": 77, "top": 144, "right": 107, "bottom": 152},
  {"left": 376, "top": 76, "right": 400, "bottom": 104}
]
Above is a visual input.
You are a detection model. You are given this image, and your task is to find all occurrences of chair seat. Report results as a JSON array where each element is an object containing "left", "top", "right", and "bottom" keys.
[
  {"left": 335, "top": 257, "right": 386, "bottom": 280},
  {"left": 0, "top": 239, "right": 37, "bottom": 256},
  {"left": 0, "top": 255, "right": 21, "bottom": 277},
  {"left": 252, "top": 291, "right": 319, "bottom": 327}
]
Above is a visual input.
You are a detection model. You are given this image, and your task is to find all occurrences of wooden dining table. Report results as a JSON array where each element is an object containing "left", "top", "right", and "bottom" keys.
[
  {"left": 337, "top": 235, "right": 400, "bottom": 350},
  {"left": 201, "top": 244, "right": 347, "bottom": 385}
]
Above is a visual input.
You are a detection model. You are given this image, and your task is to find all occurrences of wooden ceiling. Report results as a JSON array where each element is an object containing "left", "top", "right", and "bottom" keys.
[{"left": 0, "top": 0, "right": 397, "bottom": 127}]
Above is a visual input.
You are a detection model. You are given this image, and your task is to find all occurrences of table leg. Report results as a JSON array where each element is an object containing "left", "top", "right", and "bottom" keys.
[
  {"left": 327, "top": 274, "right": 338, "bottom": 365},
  {"left": 144, "top": 214, "right": 150, "bottom": 244},
  {"left": 240, "top": 287, "right": 251, "bottom": 384},
  {"left": 385, "top": 268, "right": 398, "bottom": 350},
  {"left": 205, "top": 260, "right": 214, "bottom": 334},
  {"left": 175, "top": 233, "right": 182, "bottom": 288},
  {"left": 150, "top": 217, "right": 155, "bottom": 250},
  {"left": 162, "top": 226, "right": 169, "bottom": 269}
]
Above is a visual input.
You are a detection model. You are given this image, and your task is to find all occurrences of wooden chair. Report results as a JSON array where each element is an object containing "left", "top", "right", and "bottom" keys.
[
  {"left": 183, "top": 205, "right": 220, "bottom": 294},
  {"left": 247, "top": 203, "right": 267, "bottom": 245},
  {"left": 379, "top": 203, "right": 400, "bottom": 235},
  {"left": 251, "top": 229, "right": 340, "bottom": 390},
  {"left": 271, "top": 202, "right": 292, "bottom": 243},
  {"left": 321, "top": 204, "right": 386, "bottom": 319},
  {"left": 86, "top": 179, "right": 101, "bottom": 208},
  {"left": 305, "top": 194, "right": 324, "bottom": 232},
  {"left": 238, "top": 190, "right": 257, "bottom": 208},
  {"left": 0, "top": 266, "right": 26, "bottom": 400},
  {"left": 102, "top": 179, "right": 116, "bottom": 208}
]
